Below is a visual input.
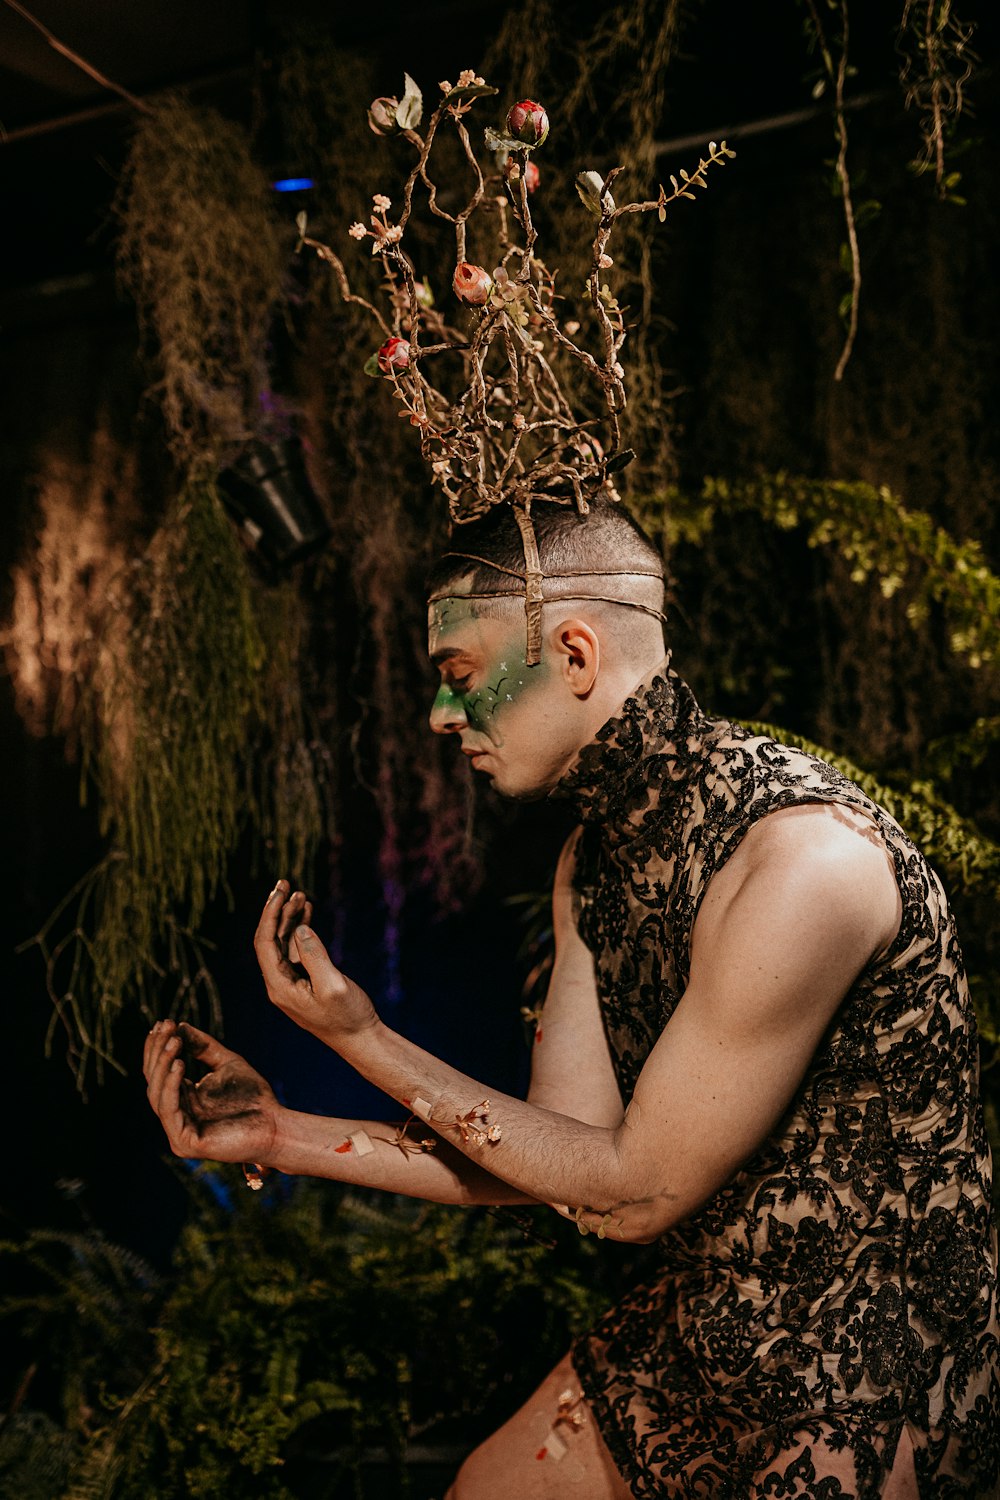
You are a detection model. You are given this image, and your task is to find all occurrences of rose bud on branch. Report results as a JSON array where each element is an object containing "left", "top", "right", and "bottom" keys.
[
  {"left": 376, "top": 336, "right": 411, "bottom": 375},
  {"left": 453, "top": 262, "right": 493, "bottom": 306},
  {"left": 367, "top": 97, "right": 399, "bottom": 136},
  {"left": 505, "top": 99, "right": 549, "bottom": 147}
]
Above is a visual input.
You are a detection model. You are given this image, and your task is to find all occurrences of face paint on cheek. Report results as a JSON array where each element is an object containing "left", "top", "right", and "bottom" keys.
[{"left": 465, "top": 646, "right": 544, "bottom": 744}]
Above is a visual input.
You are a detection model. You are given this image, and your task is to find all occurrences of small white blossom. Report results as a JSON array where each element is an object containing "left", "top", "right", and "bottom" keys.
[
  {"left": 439, "top": 79, "right": 453, "bottom": 94},
  {"left": 372, "top": 193, "right": 391, "bottom": 211},
  {"left": 349, "top": 222, "right": 368, "bottom": 240},
  {"left": 599, "top": 253, "right": 614, "bottom": 269}
]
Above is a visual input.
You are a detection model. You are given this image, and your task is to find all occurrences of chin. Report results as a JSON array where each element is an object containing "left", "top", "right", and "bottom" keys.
[
  {"left": 489, "top": 768, "right": 558, "bottom": 803},
  {"left": 496, "top": 783, "right": 549, "bottom": 803}
]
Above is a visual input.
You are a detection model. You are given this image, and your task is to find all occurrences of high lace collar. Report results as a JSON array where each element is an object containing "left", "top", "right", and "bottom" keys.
[{"left": 550, "top": 659, "right": 715, "bottom": 829}]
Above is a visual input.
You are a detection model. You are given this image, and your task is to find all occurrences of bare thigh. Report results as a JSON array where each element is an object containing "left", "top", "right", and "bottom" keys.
[{"left": 445, "top": 1352, "right": 633, "bottom": 1500}]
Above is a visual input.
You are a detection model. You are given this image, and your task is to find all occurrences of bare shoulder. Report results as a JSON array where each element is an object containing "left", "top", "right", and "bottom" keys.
[
  {"left": 739, "top": 800, "right": 898, "bottom": 884},
  {"left": 698, "top": 800, "right": 902, "bottom": 964}
]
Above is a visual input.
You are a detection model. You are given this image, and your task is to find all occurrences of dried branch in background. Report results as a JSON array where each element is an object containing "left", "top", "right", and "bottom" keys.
[{"left": 897, "top": 0, "right": 977, "bottom": 199}]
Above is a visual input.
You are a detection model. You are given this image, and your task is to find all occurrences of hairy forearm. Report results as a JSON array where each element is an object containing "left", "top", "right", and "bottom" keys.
[
  {"left": 269, "top": 1104, "right": 535, "bottom": 1206},
  {"left": 335, "top": 1023, "right": 652, "bottom": 1235}
]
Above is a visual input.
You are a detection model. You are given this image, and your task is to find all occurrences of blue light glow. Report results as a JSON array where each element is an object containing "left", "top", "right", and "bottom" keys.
[{"left": 272, "top": 177, "right": 315, "bottom": 192}]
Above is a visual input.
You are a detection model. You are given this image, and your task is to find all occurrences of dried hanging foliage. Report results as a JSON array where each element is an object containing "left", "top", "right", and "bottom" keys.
[
  {"left": 11, "top": 94, "right": 337, "bottom": 1080},
  {"left": 23, "top": 478, "right": 332, "bottom": 1084},
  {"left": 897, "top": 0, "right": 977, "bottom": 198},
  {"left": 799, "top": 0, "right": 976, "bottom": 378},
  {"left": 115, "top": 96, "right": 288, "bottom": 467},
  {"left": 4, "top": 413, "right": 142, "bottom": 745}
]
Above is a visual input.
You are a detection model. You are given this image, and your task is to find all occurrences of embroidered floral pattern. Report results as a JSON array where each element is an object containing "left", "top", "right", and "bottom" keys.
[{"left": 552, "top": 664, "right": 999, "bottom": 1498}]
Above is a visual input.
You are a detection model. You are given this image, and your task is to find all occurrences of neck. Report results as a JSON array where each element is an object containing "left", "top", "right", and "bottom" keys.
[{"left": 550, "top": 658, "right": 713, "bottom": 828}]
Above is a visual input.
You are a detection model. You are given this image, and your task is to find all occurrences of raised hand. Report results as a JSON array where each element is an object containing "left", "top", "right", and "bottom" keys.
[
  {"left": 253, "top": 880, "right": 382, "bottom": 1053},
  {"left": 143, "top": 1020, "right": 280, "bottom": 1165}
]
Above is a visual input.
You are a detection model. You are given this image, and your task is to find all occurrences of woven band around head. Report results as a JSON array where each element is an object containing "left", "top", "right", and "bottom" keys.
[
  {"left": 425, "top": 589, "right": 669, "bottom": 629},
  {"left": 433, "top": 537, "right": 666, "bottom": 666}
]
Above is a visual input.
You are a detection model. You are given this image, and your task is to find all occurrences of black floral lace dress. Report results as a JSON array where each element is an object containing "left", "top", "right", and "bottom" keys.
[{"left": 552, "top": 662, "right": 999, "bottom": 1499}]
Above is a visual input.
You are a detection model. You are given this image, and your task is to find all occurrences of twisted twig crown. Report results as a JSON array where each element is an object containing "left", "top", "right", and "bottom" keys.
[{"left": 298, "top": 70, "right": 733, "bottom": 656}]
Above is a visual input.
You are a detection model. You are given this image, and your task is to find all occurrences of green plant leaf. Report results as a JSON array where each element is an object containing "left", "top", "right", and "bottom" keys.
[
  {"left": 484, "top": 127, "right": 528, "bottom": 154},
  {"left": 443, "top": 83, "right": 499, "bottom": 103}
]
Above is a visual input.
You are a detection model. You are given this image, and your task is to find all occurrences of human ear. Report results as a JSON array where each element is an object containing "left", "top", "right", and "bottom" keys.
[{"left": 550, "top": 618, "right": 600, "bottom": 696}]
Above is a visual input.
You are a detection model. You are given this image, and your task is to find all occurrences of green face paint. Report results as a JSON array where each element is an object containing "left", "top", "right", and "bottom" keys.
[{"left": 427, "top": 598, "right": 547, "bottom": 746}]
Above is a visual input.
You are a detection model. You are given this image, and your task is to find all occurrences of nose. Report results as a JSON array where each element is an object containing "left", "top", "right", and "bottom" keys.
[{"left": 429, "top": 682, "right": 467, "bottom": 735}]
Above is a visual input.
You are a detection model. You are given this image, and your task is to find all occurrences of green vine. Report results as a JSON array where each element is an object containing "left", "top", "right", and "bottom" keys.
[{"left": 638, "top": 473, "right": 1000, "bottom": 669}]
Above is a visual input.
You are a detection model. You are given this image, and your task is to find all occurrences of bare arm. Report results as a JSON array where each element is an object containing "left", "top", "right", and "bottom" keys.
[
  {"left": 262, "top": 806, "right": 900, "bottom": 1241},
  {"left": 525, "top": 829, "right": 624, "bottom": 1128},
  {"left": 142, "top": 1021, "right": 533, "bottom": 1205},
  {"left": 143, "top": 831, "right": 616, "bottom": 1207}
]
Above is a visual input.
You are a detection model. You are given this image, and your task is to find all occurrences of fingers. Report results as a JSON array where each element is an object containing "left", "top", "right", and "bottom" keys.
[
  {"left": 281, "top": 890, "right": 308, "bottom": 963},
  {"left": 176, "top": 1022, "right": 240, "bottom": 1070},
  {"left": 288, "top": 922, "right": 338, "bottom": 989},
  {"left": 145, "top": 1022, "right": 184, "bottom": 1119},
  {"left": 255, "top": 879, "right": 311, "bottom": 987},
  {"left": 277, "top": 889, "right": 307, "bottom": 946},
  {"left": 253, "top": 878, "right": 289, "bottom": 963}
]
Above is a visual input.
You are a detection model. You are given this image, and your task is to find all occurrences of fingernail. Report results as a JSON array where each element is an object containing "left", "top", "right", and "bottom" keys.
[{"left": 295, "top": 924, "right": 311, "bottom": 938}]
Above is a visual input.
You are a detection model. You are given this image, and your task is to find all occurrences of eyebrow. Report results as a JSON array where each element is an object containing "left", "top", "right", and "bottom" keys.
[{"left": 429, "top": 646, "right": 469, "bottom": 667}]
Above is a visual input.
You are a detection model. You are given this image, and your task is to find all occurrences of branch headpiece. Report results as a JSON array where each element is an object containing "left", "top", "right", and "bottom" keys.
[{"left": 300, "top": 70, "right": 733, "bottom": 662}]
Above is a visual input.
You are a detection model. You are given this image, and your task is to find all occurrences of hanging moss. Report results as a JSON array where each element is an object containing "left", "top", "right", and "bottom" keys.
[
  {"left": 28, "top": 482, "right": 328, "bottom": 1083},
  {"left": 116, "top": 97, "right": 287, "bottom": 469}
]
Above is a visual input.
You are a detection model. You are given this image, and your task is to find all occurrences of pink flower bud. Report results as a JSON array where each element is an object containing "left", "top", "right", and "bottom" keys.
[
  {"left": 453, "top": 262, "right": 493, "bottom": 306},
  {"left": 505, "top": 99, "right": 549, "bottom": 147},
  {"left": 377, "top": 336, "right": 410, "bottom": 375},
  {"left": 367, "top": 97, "right": 399, "bottom": 136},
  {"left": 503, "top": 156, "right": 540, "bottom": 192}
]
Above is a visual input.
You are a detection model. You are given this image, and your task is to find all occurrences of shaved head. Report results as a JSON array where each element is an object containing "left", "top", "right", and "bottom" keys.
[{"left": 425, "top": 496, "right": 667, "bottom": 662}]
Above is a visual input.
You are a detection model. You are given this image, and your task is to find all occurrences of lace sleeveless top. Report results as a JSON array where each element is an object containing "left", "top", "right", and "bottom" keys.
[{"left": 554, "top": 663, "right": 999, "bottom": 1499}]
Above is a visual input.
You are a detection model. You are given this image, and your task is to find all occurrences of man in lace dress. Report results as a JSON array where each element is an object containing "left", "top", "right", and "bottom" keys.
[{"left": 144, "top": 498, "right": 998, "bottom": 1498}]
